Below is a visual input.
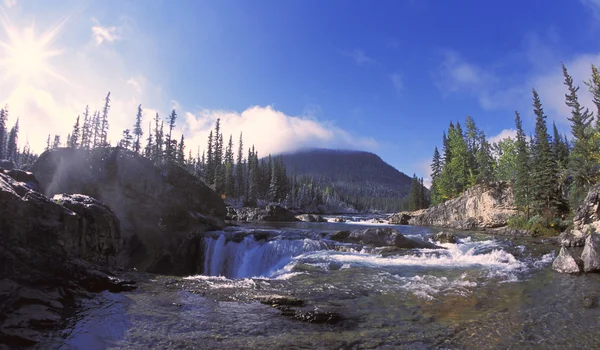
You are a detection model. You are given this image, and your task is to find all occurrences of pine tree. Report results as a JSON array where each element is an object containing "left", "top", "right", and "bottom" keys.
[
  {"left": 120, "top": 129, "right": 133, "bottom": 150},
  {"left": 69, "top": 115, "right": 81, "bottom": 148},
  {"left": 205, "top": 130, "right": 215, "bottom": 185},
  {"left": 92, "top": 111, "right": 101, "bottom": 149},
  {"left": 447, "top": 121, "right": 469, "bottom": 196},
  {"left": 531, "top": 89, "right": 558, "bottom": 215},
  {"left": 6, "top": 119, "right": 18, "bottom": 161},
  {"left": 564, "top": 64, "right": 596, "bottom": 210},
  {"left": 552, "top": 122, "right": 569, "bottom": 170},
  {"left": 215, "top": 133, "right": 225, "bottom": 193},
  {"left": 465, "top": 115, "right": 480, "bottom": 185},
  {"left": 235, "top": 132, "right": 245, "bottom": 198},
  {"left": 224, "top": 134, "right": 235, "bottom": 197},
  {"left": 0, "top": 108, "right": 6, "bottom": 159},
  {"left": 46, "top": 134, "right": 51, "bottom": 152},
  {"left": 475, "top": 131, "right": 495, "bottom": 185},
  {"left": 178, "top": 134, "right": 185, "bottom": 164},
  {"left": 53, "top": 135, "right": 61, "bottom": 150},
  {"left": 133, "top": 104, "right": 144, "bottom": 154},
  {"left": 165, "top": 109, "right": 177, "bottom": 161},
  {"left": 514, "top": 111, "right": 531, "bottom": 217},
  {"left": 430, "top": 147, "right": 443, "bottom": 205},
  {"left": 407, "top": 174, "right": 420, "bottom": 210},
  {"left": 100, "top": 92, "right": 111, "bottom": 147},
  {"left": 80, "top": 106, "right": 91, "bottom": 149},
  {"left": 144, "top": 121, "right": 153, "bottom": 158},
  {"left": 153, "top": 113, "right": 163, "bottom": 163}
]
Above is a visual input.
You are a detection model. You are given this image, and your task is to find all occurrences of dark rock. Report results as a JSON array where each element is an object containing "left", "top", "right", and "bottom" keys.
[
  {"left": 408, "top": 182, "right": 517, "bottom": 230},
  {"left": 552, "top": 246, "right": 582, "bottom": 274},
  {"left": 296, "top": 214, "right": 326, "bottom": 222},
  {"left": 293, "top": 309, "right": 343, "bottom": 324},
  {"left": 433, "top": 232, "right": 458, "bottom": 244},
  {"left": 342, "top": 228, "right": 440, "bottom": 249},
  {"left": 388, "top": 212, "right": 414, "bottom": 225},
  {"left": 262, "top": 205, "right": 298, "bottom": 222},
  {"left": 30, "top": 148, "right": 226, "bottom": 275},
  {"left": 582, "top": 233, "right": 600, "bottom": 272},
  {"left": 490, "top": 227, "right": 533, "bottom": 237},
  {"left": 330, "top": 230, "right": 351, "bottom": 241},
  {"left": 259, "top": 295, "right": 304, "bottom": 307},
  {"left": 226, "top": 205, "right": 298, "bottom": 222},
  {"left": 582, "top": 295, "right": 597, "bottom": 309},
  {"left": 334, "top": 217, "right": 345, "bottom": 223}
]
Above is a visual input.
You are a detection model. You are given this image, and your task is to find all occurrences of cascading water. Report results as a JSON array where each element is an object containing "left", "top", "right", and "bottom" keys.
[{"left": 202, "top": 233, "right": 330, "bottom": 278}]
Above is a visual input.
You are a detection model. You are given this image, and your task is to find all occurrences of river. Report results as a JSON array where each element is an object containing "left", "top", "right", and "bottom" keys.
[{"left": 47, "top": 218, "right": 600, "bottom": 349}]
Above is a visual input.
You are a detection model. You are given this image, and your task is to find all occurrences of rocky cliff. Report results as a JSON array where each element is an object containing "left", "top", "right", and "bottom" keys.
[
  {"left": 407, "top": 182, "right": 517, "bottom": 230},
  {"left": 0, "top": 168, "right": 134, "bottom": 347},
  {"left": 31, "top": 148, "right": 227, "bottom": 274}
]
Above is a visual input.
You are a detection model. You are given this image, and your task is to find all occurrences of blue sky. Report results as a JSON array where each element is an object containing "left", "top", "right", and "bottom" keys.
[{"left": 1, "top": 0, "right": 600, "bottom": 185}]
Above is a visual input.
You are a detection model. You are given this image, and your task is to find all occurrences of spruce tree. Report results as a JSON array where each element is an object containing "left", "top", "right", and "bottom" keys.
[
  {"left": 69, "top": 115, "right": 81, "bottom": 148},
  {"left": 205, "top": 131, "right": 215, "bottom": 185},
  {"left": 144, "top": 121, "right": 153, "bottom": 158},
  {"left": 564, "top": 64, "right": 595, "bottom": 210},
  {"left": 80, "top": 106, "right": 91, "bottom": 149},
  {"left": 531, "top": 89, "right": 558, "bottom": 215},
  {"left": 514, "top": 111, "right": 531, "bottom": 217},
  {"left": 92, "top": 111, "right": 101, "bottom": 149},
  {"left": 178, "top": 134, "right": 185, "bottom": 164},
  {"left": 120, "top": 129, "right": 133, "bottom": 150},
  {"left": 6, "top": 119, "right": 18, "bottom": 161},
  {"left": 133, "top": 104, "right": 143, "bottom": 154},
  {"left": 53, "top": 135, "right": 61, "bottom": 150},
  {"left": 552, "top": 122, "right": 569, "bottom": 170},
  {"left": 224, "top": 135, "right": 235, "bottom": 197},
  {"left": 430, "top": 147, "right": 443, "bottom": 205},
  {"left": 153, "top": 113, "right": 163, "bottom": 163},
  {"left": 46, "top": 134, "right": 51, "bottom": 151},
  {"left": 166, "top": 109, "right": 177, "bottom": 161},
  {"left": 0, "top": 108, "right": 6, "bottom": 159},
  {"left": 235, "top": 132, "right": 245, "bottom": 198},
  {"left": 100, "top": 92, "right": 111, "bottom": 147},
  {"left": 475, "top": 131, "right": 495, "bottom": 185}
]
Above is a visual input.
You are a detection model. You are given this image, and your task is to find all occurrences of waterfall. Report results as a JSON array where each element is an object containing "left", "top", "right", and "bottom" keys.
[{"left": 202, "top": 233, "right": 329, "bottom": 278}]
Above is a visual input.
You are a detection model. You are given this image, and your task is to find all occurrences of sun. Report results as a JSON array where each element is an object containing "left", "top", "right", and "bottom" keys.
[{"left": 0, "top": 15, "right": 67, "bottom": 85}]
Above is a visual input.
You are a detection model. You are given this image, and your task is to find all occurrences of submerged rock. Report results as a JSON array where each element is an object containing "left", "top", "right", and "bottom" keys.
[
  {"left": 259, "top": 295, "right": 304, "bottom": 307},
  {"left": 332, "top": 228, "right": 440, "bottom": 249},
  {"left": 296, "top": 214, "right": 326, "bottom": 222},
  {"left": 552, "top": 247, "right": 582, "bottom": 274},
  {"left": 433, "top": 232, "right": 458, "bottom": 244},
  {"left": 582, "top": 233, "right": 600, "bottom": 272},
  {"left": 293, "top": 309, "right": 342, "bottom": 324}
]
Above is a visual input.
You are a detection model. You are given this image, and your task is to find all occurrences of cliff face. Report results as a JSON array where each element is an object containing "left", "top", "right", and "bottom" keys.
[
  {"left": 408, "top": 182, "right": 517, "bottom": 230},
  {"left": 0, "top": 169, "right": 133, "bottom": 347},
  {"left": 31, "top": 148, "right": 226, "bottom": 274}
]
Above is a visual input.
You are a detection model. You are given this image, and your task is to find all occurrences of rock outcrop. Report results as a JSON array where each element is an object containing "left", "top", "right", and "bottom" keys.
[
  {"left": 296, "top": 214, "right": 327, "bottom": 222},
  {"left": 582, "top": 233, "right": 600, "bottom": 272},
  {"left": 552, "top": 247, "right": 582, "bottom": 274},
  {"left": 330, "top": 228, "right": 440, "bottom": 249},
  {"left": 30, "top": 148, "right": 226, "bottom": 274},
  {"left": 388, "top": 210, "right": 425, "bottom": 225},
  {"left": 226, "top": 204, "right": 299, "bottom": 222},
  {"left": 433, "top": 232, "right": 459, "bottom": 244},
  {"left": 0, "top": 168, "right": 134, "bottom": 347},
  {"left": 408, "top": 182, "right": 517, "bottom": 230}
]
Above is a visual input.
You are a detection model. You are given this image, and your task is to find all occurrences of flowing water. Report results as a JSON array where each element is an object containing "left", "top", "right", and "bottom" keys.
[{"left": 48, "top": 218, "right": 600, "bottom": 349}]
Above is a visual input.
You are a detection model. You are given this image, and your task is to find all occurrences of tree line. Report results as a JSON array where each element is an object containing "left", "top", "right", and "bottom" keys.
[{"left": 429, "top": 63, "right": 600, "bottom": 233}]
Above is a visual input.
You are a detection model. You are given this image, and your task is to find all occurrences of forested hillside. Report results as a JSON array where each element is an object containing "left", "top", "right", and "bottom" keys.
[{"left": 279, "top": 149, "right": 427, "bottom": 212}]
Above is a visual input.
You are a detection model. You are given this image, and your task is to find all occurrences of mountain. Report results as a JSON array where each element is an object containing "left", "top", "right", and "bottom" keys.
[{"left": 278, "top": 148, "right": 415, "bottom": 212}]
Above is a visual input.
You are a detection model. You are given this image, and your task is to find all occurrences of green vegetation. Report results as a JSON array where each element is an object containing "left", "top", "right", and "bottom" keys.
[{"left": 430, "top": 64, "right": 600, "bottom": 235}]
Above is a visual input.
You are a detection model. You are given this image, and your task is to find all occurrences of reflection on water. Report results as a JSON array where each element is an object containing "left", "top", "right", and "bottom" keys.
[{"left": 48, "top": 220, "right": 600, "bottom": 349}]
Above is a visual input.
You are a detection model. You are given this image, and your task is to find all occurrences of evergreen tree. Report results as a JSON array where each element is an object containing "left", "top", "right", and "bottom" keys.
[
  {"left": 69, "top": 115, "right": 81, "bottom": 148},
  {"left": 514, "top": 111, "right": 531, "bottom": 217},
  {"left": 144, "top": 121, "right": 154, "bottom": 158},
  {"left": 205, "top": 130, "right": 215, "bottom": 185},
  {"left": 178, "top": 134, "right": 185, "bottom": 164},
  {"left": 120, "top": 129, "right": 133, "bottom": 150},
  {"left": 133, "top": 104, "right": 144, "bottom": 154},
  {"left": 552, "top": 122, "right": 569, "bottom": 170},
  {"left": 153, "top": 113, "right": 163, "bottom": 163},
  {"left": 224, "top": 135, "right": 235, "bottom": 197},
  {"left": 465, "top": 115, "right": 480, "bottom": 185},
  {"left": 407, "top": 174, "right": 420, "bottom": 210},
  {"left": 430, "top": 147, "right": 443, "bottom": 205},
  {"left": 92, "top": 111, "right": 101, "bottom": 149},
  {"left": 235, "top": 132, "right": 245, "bottom": 198},
  {"left": 0, "top": 108, "right": 6, "bottom": 159},
  {"left": 530, "top": 89, "right": 558, "bottom": 215},
  {"left": 52, "top": 135, "right": 61, "bottom": 150},
  {"left": 165, "top": 109, "right": 177, "bottom": 161},
  {"left": 45, "top": 134, "right": 51, "bottom": 152},
  {"left": 447, "top": 121, "right": 469, "bottom": 196},
  {"left": 80, "top": 106, "right": 91, "bottom": 149},
  {"left": 100, "top": 92, "right": 111, "bottom": 147},
  {"left": 6, "top": 119, "right": 18, "bottom": 161},
  {"left": 475, "top": 131, "right": 495, "bottom": 185},
  {"left": 564, "top": 64, "right": 595, "bottom": 210}
]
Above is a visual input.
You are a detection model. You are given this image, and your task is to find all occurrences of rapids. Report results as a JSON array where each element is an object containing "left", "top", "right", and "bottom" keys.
[{"left": 47, "top": 218, "right": 600, "bottom": 349}]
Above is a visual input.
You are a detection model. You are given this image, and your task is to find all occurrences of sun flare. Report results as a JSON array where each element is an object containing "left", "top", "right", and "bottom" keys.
[{"left": 0, "top": 16, "right": 67, "bottom": 85}]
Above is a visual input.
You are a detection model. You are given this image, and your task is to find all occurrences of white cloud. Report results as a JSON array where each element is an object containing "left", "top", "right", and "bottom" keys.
[
  {"left": 582, "top": 0, "right": 600, "bottom": 20},
  {"left": 413, "top": 158, "right": 432, "bottom": 188},
  {"left": 341, "top": 49, "right": 375, "bottom": 65},
  {"left": 3, "top": 0, "right": 16, "bottom": 8},
  {"left": 390, "top": 72, "right": 404, "bottom": 95},
  {"left": 126, "top": 77, "right": 142, "bottom": 94},
  {"left": 91, "top": 19, "right": 121, "bottom": 45},
  {"left": 182, "top": 105, "right": 378, "bottom": 158},
  {"left": 488, "top": 128, "right": 517, "bottom": 144},
  {"left": 434, "top": 50, "right": 492, "bottom": 96}
]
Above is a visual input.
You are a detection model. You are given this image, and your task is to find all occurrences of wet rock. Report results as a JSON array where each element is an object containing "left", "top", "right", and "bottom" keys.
[
  {"left": 582, "top": 233, "right": 600, "bottom": 272},
  {"left": 582, "top": 295, "right": 597, "bottom": 309},
  {"left": 259, "top": 295, "right": 304, "bottom": 307},
  {"left": 559, "top": 230, "right": 586, "bottom": 247},
  {"left": 552, "top": 246, "right": 582, "bottom": 274},
  {"left": 293, "top": 309, "right": 343, "bottom": 324},
  {"left": 334, "top": 217, "right": 346, "bottom": 223},
  {"left": 489, "top": 226, "right": 533, "bottom": 237},
  {"left": 408, "top": 182, "right": 517, "bottom": 230},
  {"left": 433, "top": 232, "right": 458, "bottom": 244},
  {"left": 339, "top": 228, "right": 441, "bottom": 249},
  {"left": 226, "top": 205, "right": 298, "bottom": 222},
  {"left": 296, "top": 214, "right": 326, "bottom": 222},
  {"left": 388, "top": 211, "right": 420, "bottom": 225},
  {"left": 330, "top": 230, "right": 351, "bottom": 241}
]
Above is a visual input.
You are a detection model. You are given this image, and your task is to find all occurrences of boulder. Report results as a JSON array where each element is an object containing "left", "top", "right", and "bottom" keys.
[
  {"left": 433, "top": 232, "right": 459, "bottom": 244},
  {"left": 331, "top": 228, "right": 440, "bottom": 249},
  {"left": 388, "top": 212, "right": 413, "bottom": 225},
  {"left": 296, "top": 214, "right": 326, "bottom": 222},
  {"left": 30, "top": 148, "right": 226, "bottom": 274},
  {"left": 582, "top": 233, "right": 600, "bottom": 272},
  {"left": 409, "top": 182, "right": 517, "bottom": 230},
  {"left": 262, "top": 204, "right": 298, "bottom": 222},
  {"left": 558, "top": 230, "right": 586, "bottom": 247},
  {"left": 226, "top": 205, "right": 299, "bottom": 222},
  {"left": 0, "top": 170, "right": 134, "bottom": 347},
  {"left": 552, "top": 247, "right": 582, "bottom": 274}
]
